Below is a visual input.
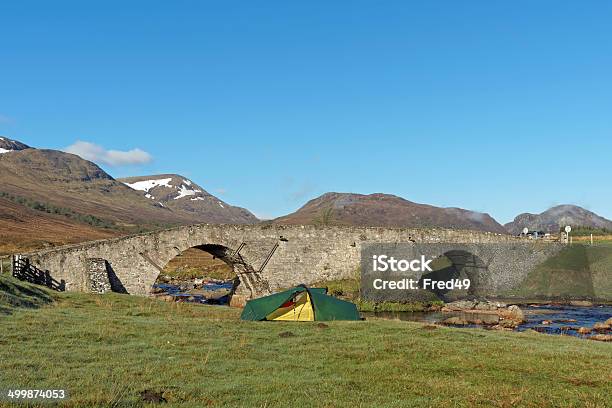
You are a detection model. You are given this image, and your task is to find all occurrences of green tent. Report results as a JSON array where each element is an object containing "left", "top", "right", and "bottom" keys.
[{"left": 240, "top": 284, "right": 361, "bottom": 321}]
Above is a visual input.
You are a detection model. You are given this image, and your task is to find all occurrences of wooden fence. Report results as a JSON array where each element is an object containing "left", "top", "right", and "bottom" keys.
[{"left": 11, "top": 255, "right": 65, "bottom": 291}]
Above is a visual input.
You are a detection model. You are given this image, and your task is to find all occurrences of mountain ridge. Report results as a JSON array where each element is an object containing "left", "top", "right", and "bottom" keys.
[
  {"left": 273, "top": 192, "right": 508, "bottom": 234},
  {"left": 0, "top": 136, "right": 30, "bottom": 153},
  {"left": 505, "top": 204, "right": 612, "bottom": 234},
  {"left": 118, "top": 174, "right": 258, "bottom": 224}
]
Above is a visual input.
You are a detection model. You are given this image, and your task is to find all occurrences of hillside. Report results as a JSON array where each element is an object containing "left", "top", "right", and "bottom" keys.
[
  {"left": 505, "top": 205, "right": 612, "bottom": 235},
  {"left": 274, "top": 192, "right": 507, "bottom": 233},
  {"left": 0, "top": 196, "right": 118, "bottom": 255},
  {"left": 119, "top": 174, "right": 258, "bottom": 224},
  {"left": 0, "top": 136, "right": 30, "bottom": 153},
  {"left": 0, "top": 137, "right": 258, "bottom": 253},
  {"left": 0, "top": 274, "right": 56, "bottom": 315},
  {"left": 0, "top": 147, "right": 197, "bottom": 226}
]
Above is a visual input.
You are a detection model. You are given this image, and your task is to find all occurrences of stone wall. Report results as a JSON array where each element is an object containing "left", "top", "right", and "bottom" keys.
[{"left": 22, "top": 223, "right": 532, "bottom": 299}]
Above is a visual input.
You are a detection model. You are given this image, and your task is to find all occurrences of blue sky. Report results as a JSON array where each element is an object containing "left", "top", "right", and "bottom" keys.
[{"left": 1, "top": 1, "right": 611, "bottom": 222}]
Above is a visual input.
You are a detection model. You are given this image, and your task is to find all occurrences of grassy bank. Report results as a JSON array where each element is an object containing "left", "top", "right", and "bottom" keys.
[
  {"left": 506, "top": 243, "right": 612, "bottom": 301},
  {"left": 314, "top": 278, "right": 443, "bottom": 312},
  {"left": 0, "top": 274, "right": 56, "bottom": 315},
  {"left": 0, "top": 275, "right": 610, "bottom": 407}
]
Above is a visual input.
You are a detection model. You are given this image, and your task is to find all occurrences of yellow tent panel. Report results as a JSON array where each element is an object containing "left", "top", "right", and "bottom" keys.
[{"left": 266, "top": 292, "right": 314, "bottom": 321}]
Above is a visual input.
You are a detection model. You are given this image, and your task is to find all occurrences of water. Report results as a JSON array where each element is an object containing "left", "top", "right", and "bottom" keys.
[
  {"left": 363, "top": 305, "right": 612, "bottom": 338},
  {"left": 152, "top": 281, "right": 234, "bottom": 305},
  {"left": 517, "top": 305, "right": 612, "bottom": 336}
]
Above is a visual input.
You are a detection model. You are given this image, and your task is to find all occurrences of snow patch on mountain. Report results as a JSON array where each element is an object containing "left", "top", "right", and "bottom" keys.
[
  {"left": 0, "top": 137, "right": 31, "bottom": 154},
  {"left": 117, "top": 173, "right": 258, "bottom": 224},
  {"left": 124, "top": 178, "right": 173, "bottom": 192},
  {"left": 174, "top": 183, "right": 202, "bottom": 200}
]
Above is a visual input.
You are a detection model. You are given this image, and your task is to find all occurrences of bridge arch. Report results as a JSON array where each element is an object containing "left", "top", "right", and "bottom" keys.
[
  {"left": 150, "top": 240, "right": 271, "bottom": 306},
  {"left": 420, "top": 249, "right": 490, "bottom": 301},
  {"left": 154, "top": 244, "right": 239, "bottom": 301}
]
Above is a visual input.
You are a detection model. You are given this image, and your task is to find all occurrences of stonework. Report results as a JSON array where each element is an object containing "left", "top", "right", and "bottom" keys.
[
  {"left": 21, "top": 223, "right": 558, "bottom": 300},
  {"left": 87, "top": 258, "right": 111, "bottom": 294}
]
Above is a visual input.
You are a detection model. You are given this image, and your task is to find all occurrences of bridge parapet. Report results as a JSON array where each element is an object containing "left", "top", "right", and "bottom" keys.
[{"left": 19, "top": 223, "right": 529, "bottom": 299}]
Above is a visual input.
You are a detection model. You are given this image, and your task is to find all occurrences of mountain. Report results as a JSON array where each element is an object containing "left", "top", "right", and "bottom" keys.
[
  {"left": 273, "top": 192, "right": 507, "bottom": 233},
  {"left": 0, "top": 137, "right": 258, "bottom": 253},
  {"left": 0, "top": 136, "right": 30, "bottom": 153},
  {"left": 118, "top": 174, "right": 258, "bottom": 224},
  {"left": 0, "top": 146, "right": 194, "bottom": 226},
  {"left": 505, "top": 205, "right": 612, "bottom": 234}
]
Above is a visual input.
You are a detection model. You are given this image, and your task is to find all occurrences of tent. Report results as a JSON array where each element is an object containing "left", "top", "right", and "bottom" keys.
[{"left": 240, "top": 284, "right": 361, "bottom": 321}]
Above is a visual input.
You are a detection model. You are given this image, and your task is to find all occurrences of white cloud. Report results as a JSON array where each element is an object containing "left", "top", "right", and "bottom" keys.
[
  {"left": 64, "top": 141, "right": 153, "bottom": 166},
  {"left": 252, "top": 211, "right": 274, "bottom": 221}
]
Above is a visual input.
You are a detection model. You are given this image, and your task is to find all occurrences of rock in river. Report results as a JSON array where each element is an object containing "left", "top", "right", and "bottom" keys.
[
  {"left": 500, "top": 305, "right": 525, "bottom": 323},
  {"left": 441, "top": 316, "right": 468, "bottom": 325},
  {"left": 187, "top": 287, "right": 231, "bottom": 300},
  {"left": 442, "top": 300, "right": 477, "bottom": 311},
  {"left": 592, "top": 322, "right": 610, "bottom": 332},
  {"left": 588, "top": 334, "right": 612, "bottom": 342}
]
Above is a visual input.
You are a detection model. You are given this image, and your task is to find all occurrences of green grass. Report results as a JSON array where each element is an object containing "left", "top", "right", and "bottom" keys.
[
  {"left": 0, "top": 258, "right": 10, "bottom": 275},
  {"left": 314, "top": 278, "right": 361, "bottom": 300},
  {"left": 314, "top": 278, "right": 443, "bottom": 312},
  {"left": 564, "top": 226, "right": 612, "bottom": 236},
  {"left": 0, "top": 275, "right": 610, "bottom": 407},
  {"left": 355, "top": 299, "right": 443, "bottom": 312},
  {"left": 0, "top": 274, "right": 56, "bottom": 315},
  {"left": 506, "top": 243, "right": 612, "bottom": 300}
]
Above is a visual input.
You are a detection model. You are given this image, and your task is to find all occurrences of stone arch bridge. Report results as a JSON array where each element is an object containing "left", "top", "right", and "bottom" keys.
[{"left": 17, "top": 224, "right": 563, "bottom": 304}]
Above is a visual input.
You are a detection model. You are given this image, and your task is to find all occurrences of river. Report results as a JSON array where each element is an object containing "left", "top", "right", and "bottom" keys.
[{"left": 363, "top": 304, "right": 612, "bottom": 338}]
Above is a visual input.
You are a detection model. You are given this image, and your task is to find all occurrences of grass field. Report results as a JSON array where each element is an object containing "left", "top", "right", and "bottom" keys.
[{"left": 0, "top": 275, "right": 610, "bottom": 407}]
